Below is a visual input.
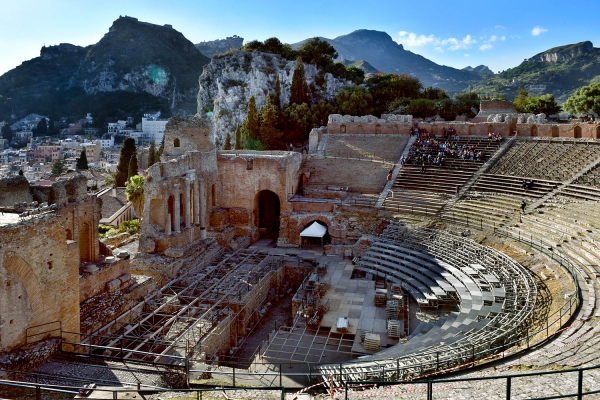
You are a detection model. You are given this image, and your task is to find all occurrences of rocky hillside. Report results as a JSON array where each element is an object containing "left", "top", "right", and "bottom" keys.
[
  {"left": 197, "top": 51, "right": 351, "bottom": 146},
  {"left": 293, "top": 29, "right": 483, "bottom": 92},
  {"left": 471, "top": 41, "right": 600, "bottom": 102},
  {"left": 0, "top": 16, "right": 209, "bottom": 123},
  {"left": 462, "top": 65, "right": 494, "bottom": 76},
  {"left": 195, "top": 36, "right": 244, "bottom": 58}
]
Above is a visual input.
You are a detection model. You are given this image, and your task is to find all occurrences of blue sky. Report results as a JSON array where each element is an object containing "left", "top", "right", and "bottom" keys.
[{"left": 1, "top": 0, "right": 599, "bottom": 76}]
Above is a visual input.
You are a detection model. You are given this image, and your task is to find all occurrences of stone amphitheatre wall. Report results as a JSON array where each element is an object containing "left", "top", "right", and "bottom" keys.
[
  {"left": 0, "top": 176, "right": 102, "bottom": 352},
  {"left": 0, "top": 176, "right": 32, "bottom": 207},
  {"left": 325, "top": 113, "right": 600, "bottom": 139}
]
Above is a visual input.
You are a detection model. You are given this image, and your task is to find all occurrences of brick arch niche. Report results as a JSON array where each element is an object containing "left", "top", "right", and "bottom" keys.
[
  {"left": 530, "top": 125, "right": 538, "bottom": 137},
  {"left": 574, "top": 125, "right": 582, "bottom": 138},
  {"left": 596, "top": 126, "right": 600, "bottom": 139},
  {"left": 300, "top": 219, "right": 331, "bottom": 247},
  {"left": 255, "top": 190, "right": 280, "bottom": 231}
]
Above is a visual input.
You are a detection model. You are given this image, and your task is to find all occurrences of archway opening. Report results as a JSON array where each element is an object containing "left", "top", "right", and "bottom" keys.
[
  {"left": 256, "top": 190, "right": 280, "bottom": 232},
  {"left": 173, "top": 138, "right": 181, "bottom": 148},
  {"left": 530, "top": 125, "right": 538, "bottom": 137},
  {"left": 300, "top": 220, "right": 331, "bottom": 248},
  {"left": 79, "top": 222, "right": 91, "bottom": 262},
  {"left": 340, "top": 125, "right": 346, "bottom": 134},
  {"left": 167, "top": 195, "right": 175, "bottom": 232},
  {"left": 596, "top": 126, "right": 600, "bottom": 139},
  {"left": 574, "top": 125, "right": 582, "bottom": 138},
  {"left": 551, "top": 126, "right": 559, "bottom": 138}
]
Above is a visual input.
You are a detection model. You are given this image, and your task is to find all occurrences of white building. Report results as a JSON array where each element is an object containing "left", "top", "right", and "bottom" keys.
[
  {"left": 96, "top": 136, "right": 115, "bottom": 149},
  {"left": 141, "top": 113, "right": 168, "bottom": 146}
]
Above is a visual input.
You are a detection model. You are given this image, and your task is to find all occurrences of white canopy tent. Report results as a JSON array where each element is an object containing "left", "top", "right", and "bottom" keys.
[{"left": 300, "top": 221, "right": 328, "bottom": 248}]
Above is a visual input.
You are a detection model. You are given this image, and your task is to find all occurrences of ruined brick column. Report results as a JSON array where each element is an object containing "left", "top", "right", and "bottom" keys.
[
  {"left": 184, "top": 179, "right": 191, "bottom": 229},
  {"left": 174, "top": 183, "right": 181, "bottom": 233},
  {"left": 163, "top": 182, "right": 171, "bottom": 234},
  {"left": 193, "top": 180, "right": 200, "bottom": 225},
  {"left": 200, "top": 178, "right": 206, "bottom": 238}
]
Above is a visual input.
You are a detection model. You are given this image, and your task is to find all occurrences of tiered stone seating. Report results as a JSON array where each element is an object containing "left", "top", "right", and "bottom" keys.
[
  {"left": 317, "top": 222, "right": 537, "bottom": 385},
  {"left": 500, "top": 202, "right": 600, "bottom": 368},
  {"left": 488, "top": 139, "right": 600, "bottom": 182},
  {"left": 382, "top": 136, "right": 503, "bottom": 215},
  {"left": 323, "top": 134, "right": 409, "bottom": 164}
]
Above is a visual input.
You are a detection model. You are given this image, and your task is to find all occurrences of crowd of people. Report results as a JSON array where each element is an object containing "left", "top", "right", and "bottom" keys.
[{"left": 401, "top": 128, "right": 486, "bottom": 169}]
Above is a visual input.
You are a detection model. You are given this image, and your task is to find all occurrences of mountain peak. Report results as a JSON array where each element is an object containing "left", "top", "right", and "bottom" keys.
[
  {"left": 529, "top": 41, "right": 595, "bottom": 63},
  {"left": 333, "top": 29, "right": 402, "bottom": 50}
]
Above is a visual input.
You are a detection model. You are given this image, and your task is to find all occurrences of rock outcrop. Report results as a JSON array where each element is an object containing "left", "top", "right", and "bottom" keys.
[
  {"left": 195, "top": 36, "right": 244, "bottom": 58},
  {"left": 197, "top": 51, "right": 351, "bottom": 147}
]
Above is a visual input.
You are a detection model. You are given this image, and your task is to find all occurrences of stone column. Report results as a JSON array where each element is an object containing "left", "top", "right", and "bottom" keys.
[
  {"left": 163, "top": 183, "right": 170, "bottom": 233},
  {"left": 174, "top": 183, "right": 181, "bottom": 233},
  {"left": 184, "top": 179, "right": 191, "bottom": 229},
  {"left": 193, "top": 180, "right": 200, "bottom": 225},
  {"left": 166, "top": 213, "right": 172, "bottom": 236},
  {"left": 199, "top": 179, "right": 206, "bottom": 238}
]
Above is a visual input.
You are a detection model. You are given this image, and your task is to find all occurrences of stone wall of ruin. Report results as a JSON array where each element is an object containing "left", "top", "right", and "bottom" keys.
[
  {"left": 162, "top": 116, "right": 214, "bottom": 159},
  {"left": 0, "top": 176, "right": 33, "bottom": 207},
  {"left": 0, "top": 176, "right": 103, "bottom": 351}
]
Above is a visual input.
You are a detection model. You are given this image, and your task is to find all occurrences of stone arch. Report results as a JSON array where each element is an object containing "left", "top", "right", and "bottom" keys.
[
  {"left": 149, "top": 198, "right": 165, "bottom": 227},
  {"left": 2, "top": 252, "right": 44, "bottom": 346},
  {"left": 173, "top": 138, "right": 181, "bottom": 148},
  {"left": 255, "top": 190, "right": 280, "bottom": 231},
  {"left": 65, "top": 229, "right": 73, "bottom": 241},
  {"left": 530, "top": 125, "right": 538, "bottom": 137},
  {"left": 300, "top": 219, "right": 331, "bottom": 247},
  {"left": 574, "top": 125, "right": 582, "bottom": 138},
  {"left": 375, "top": 124, "right": 381, "bottom": 134},
  {"left": 551, "top": 126, "right": 559, "bottom": 137},
  {"left": 340, "top": 125, "right": 346, "bottom": 134},
  {"left": 79, "top": 222, "right": 92, "bottom": 262},
  {"left": 488, "top": 125, "right": 494, "bottom": 134}
]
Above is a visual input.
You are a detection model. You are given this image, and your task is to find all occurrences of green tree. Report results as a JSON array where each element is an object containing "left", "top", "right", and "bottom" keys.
[
  {"left": 242, "top": 96, "right": 260, "bottom": 140},
  {"left": 564, "top": 83, "right": 600, "bottom": 115},
  {"left": 405, "top": 98, "right": 436, "bottom": 118},
  {"left": 310, "top": 100, "right": 337, "bottom": 126},
  {"left": 259, "top": 94, "right": 283, "bottom": 150},
  {"left": 290, "top": 58, "right": 309, "bottom": 105},
  {"left": 128, "top": 152, "right": 139, "bottom": 179},
  {"left": 273, "top": 75, "right": 282, "bottom": 111},
  {"left": 115, "top": 138, "right": 136, "bottom": 186},
  {"left": 335, "top": 86, "right": 373, "bottom": 116},
  {"left": 125, "top": 175, "right": 145, "bottom": 220},
  {"left": 234, "top": 125, "right": 243, "bottom": 150},
  {"left": 367, "top": 73, "right": 423, "bottom": 115},
  {"left": 51, "top": 159, "right": 66, "bottom": 176},
  {"left": 105, "top": 173, "right": 116, "bottom": 188},
  {"left": 147, "top": 141, "right": 157, "bottom": 167},
  {"left": 1, "top": 124, "right": 12, "bottom": 141},
  {"left": 76, "top": 149, "right": 89, "bottom": 170},
  {"left": 223, "top": 131, "right": 233, "bottom": 150},
  {"left": 296, "top": 37, "right": 338, "bottom": 70},
  {"left": 513, "top": 89, "right": 530, "bottom": 112},
  {"left": 282, "top": 102, "right": 314, "bottom": 143},
  {"left": 244, "top": 138, "right": 264, "bottom": 150}
]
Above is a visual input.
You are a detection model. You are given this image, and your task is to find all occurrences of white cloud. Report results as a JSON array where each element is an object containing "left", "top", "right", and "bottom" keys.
[
  {"left": 464, "top": 53, "right": 471, "bottom": 57},
  {"left": 532, "top": 26, "right": 548, "bottom": 36},
  {"left": 495, "top": 25, "right": 505, "bottom": 29},
  {"left": 397, "top": 31, "right": 436, "bottom": 47},
  {"left": 479, "top": 43, "right": 493, "bottom": 51},
  {"left": 500, "top": 36, "right": 506, "bottom": 41},
  {"left": 397, "top": 31, "right": 477, "bottom": 51}
]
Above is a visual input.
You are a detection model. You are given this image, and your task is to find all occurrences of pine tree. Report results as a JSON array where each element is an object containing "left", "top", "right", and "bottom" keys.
[
  {"left": 274, "top": 75, "right": 282, "bottom": 111},
  {"left": 242, "top": 96, "right": 260, "bottom": 140},
  {"left": 234, "top": 125, "right": 243, "bottom": 150},
  {"left": 128, "top": 152, "right": 139, "bottom": 179},
  {"left": 290, "top": 57, "right": 309, "bottom": 105},
  {"left": 115, "top": 138, "right": 136, "bottom": 186},
  {"left": 76, "top": 149, "right": 89, "bottom": 170},
  {"left": 223, "top": 132, "right": 233, "bottom": 150},
  {"left": 259, "top": 95, "right": 283, "bottom": 150},
  {"left": 51, "top": 159, "right": 65, "bottom": 176},
  {"left": 148, "top": 141, "right": 157, "bottom": 167}
]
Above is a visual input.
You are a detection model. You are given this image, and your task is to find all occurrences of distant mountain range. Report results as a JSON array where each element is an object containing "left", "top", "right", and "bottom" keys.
[
  {"left": 292, "top": 29, "right": 484, "bottom": 92},
  {"left": 471, "top": 41, "right": 600, "bottom": 102},
  {"left": 0, "top": 17, "right": 598, "bottom": 126},
  {"left": 0, "top": 16, "right": 209, "bottom": 124}
]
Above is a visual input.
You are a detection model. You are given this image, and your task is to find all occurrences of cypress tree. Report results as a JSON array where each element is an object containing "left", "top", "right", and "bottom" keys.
[
  {"left": 157, "top": 135, "right": 165, "bottom": 158},
  {"left": 274, "top": 75, "right": 282, "bottom": 110},
  {"left": 259, "top": 94, "right": 283, "bottom": 150},
  {"left": 76, "top": 149, "right": 89, "bottom": 170},
  {"left": 115, "top": 138, "right": 136, "bottom": 186},
  {"left": 128, "top": 152, "right": 139, "bottom": 179},
  {"left": 290, "top": 57, "right": 309, "bottom": 105},
  {"left": 223, "top": 132, "right": 233, "bottom": 150},
  {"left": 234, "top": 125, "right": 243, "bottom": 150},
  {"left": 242, "top": 96, "right": 260, "bottom": 140},
  {"left": 148, "top": 141, "right": 157, "bottom": 167}
]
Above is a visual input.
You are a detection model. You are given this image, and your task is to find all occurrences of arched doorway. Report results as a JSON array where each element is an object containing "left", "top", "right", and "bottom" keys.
[
  {"left": 574, "top": 125, "right": 582, "bottom": 138},
  {"left": 596, "top": 126, "right": 600, "bottom": 139},
  {"left": 256, "top": 190, "right": 280, "bottom": 231},
  {"left": 551, "top": 126, "right": 559, "bottom": 137},
  {"left": 300, "top": 220, "right": 331, "bottom": 248},
  {"left": 79, "top": 222, "right": 91, "bottom": 262},
  {"left": 530, "top": 125, "right": 538, "bottom": 137}
]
